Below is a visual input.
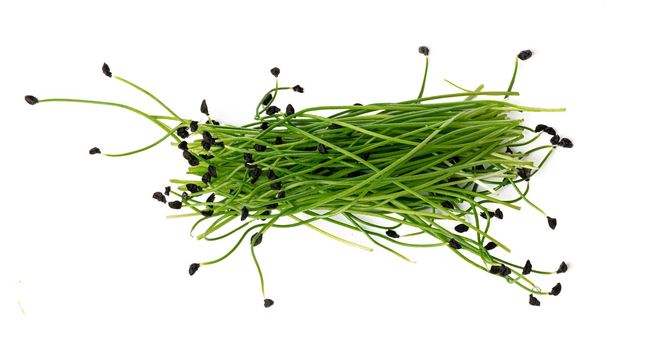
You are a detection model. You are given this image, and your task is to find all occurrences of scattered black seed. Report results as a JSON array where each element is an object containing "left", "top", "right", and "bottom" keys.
[
  {"left": 264, "top": 298, "right": 274, "bottom": 308},
  {"left": 276, "top": 191, "right": 285, "bottom": 199},
  {"left": 418, "top": 46, "right": 430, "bottom": 56},
  {"left": 259, "top": 121, "right": 269, "bottom": 130},
  {"left": 327, "top": 123, "right": 342, "bottom": 130},
  {"left": 177, "top": 127, "right": 189, "bottom": 139},
  {"left": 285, "top": 104, "right": 295, "bottom": 116},
  {"left": 498, "top": 265, "right": 512, "bottom": 277},
  {"left": 550, "top": 134, "right": 561, "bottom": 145},
  {"left": 506, "top": 147, "right": 513, "bottom": 154},
  {"left": 266, "top": 203, "right": 278, "bottom": 209},
  {"left": 266, "top": 106, "right": 280, "bottom": 115},
  {"left": 181, "top": 192, "right": 189, "bottom": 200},
  {"left": 544, "top": 127, "right": 556, "bottom": 136},
  {"left": 494, "top": 208, "right": 504, "bottom": 220},
  {"left": 454, "top": 224, "right": 469, "bottom": 233},
  {"left": 202, "top": 131, "right": 213, "bottom": 143},
  {"left": 250, "top": 167, "right": 261, "bottom": 180},
  {"left": 448, "top": 239, "right": 462, "bottom": 249},
  {"left": 547, "top": 216, "right": 557, "bottom": 230},
  {"left": 529, "top": 294, "right": 541, "bottom": 306},
  {"left": 178, "top": 141, "right": 188, "bottom": 151},
  {"left": 189, "top": 263, "right": 200, "bottom": 276},
  {"left": 89, "top": 147, "right": 101, "bottom": 155},
  {"left": 292, "top": 85, "right": 304, "bottom": 93},
  {"left": 260, "top": 210, "right": 271, "bottom": 220},
  {"left": 262, "top": 93, "right": 272, "bottom": 106},
  {"left": 517, "top": 167, "right": 532, "bottom": 181},
  {"left": 535, "top": 124, "right": 548, "bottom": 133},
  {"left": 270, "top": 67, "right": 280, "bottom": 77},
  {"left": 240, "top": 207, "right": 249, "bottom": 221},
  {"left": 206, "top": 193, "right": 215, "bottom": 203},
  {"left": 152, "top": 192, "right": 166, "bottom": 203},
  {"left": 449, "top": 156, "right": 461, "bottom": 164},
  {"left": 254, "top": 144, "right": 267, "bottom": 152},
  {"left": 202, "top": 172, "right": 211, "bottom": 184},
  {"left": 550, "top": 282, "right": 562, "bottom": 296},
  {"left": 102, "top": 63, "right": 112, "bottom": 77},
  {"left": 201, "top": 210, "right": 213, "bottom": 217},
  {"left": 201, "top": 140, "right": 212, "bottom": 151},
  {"left": 317, "top": 144, "right": 328, "bottom": 154},
  {"left": 251, "top": 232, "right": 264, "bottom": 246},
  {"left": 200, "top": 154, "right": 214, "bottom": 160},
  {"left": 556, "top": 261, "right": 568, "bottom": 274},
  {"left": 208, "top": 165, "right": 217, "bottom": 177},
  {"left": 200, "top": 99, "right": 209, "bottom": 116},
  {"left": 271, "top": 182, "right": 282, "bottom": 190},
  {"left": 523, "top": 260, "right": 533, "bottom": 275},
  {"left": 164, "top": 186, "right": 171, "bottom": 195},
  {"left": 474, "top": 164, "right": 486, "bottom": 171},
  {"left": 244, "top": 162, "right": 257, "bottom": 169},
  {"left": 518, "top": 50, "right": 533, "bottom": 61},
  {"left": 211, "top": 120, "right": 220, "bottom": 126},
  {"left": 558, "top": 138, "right": 573, "bottom": 148},
  {"left": 353, "top": 103, "right": 363, "bottom": 106},
  {"left": 190, "top": 120, "right": 199, "bottom": 132},
  {"left": 386, "top": 230, "right": 400, "bottom": 239},
  {"left": 441, "top": 201, "right": 454, "bottom": 209},
  {"left": 168, "top": 201, "right": 182, "bottom": 209},
  {"left": 489, "top": 265, "right": 501, "bottom": 274},
  {"left": 188, "top": 157, "right": 200, "bottom": 166},
  {"left": 274, "top": 136, "right": 283, "bottom": 145},
  {"left": 267, "top": 169, "right": 277, "bottom": 180},
  {"left": 244, "top": 153, "right": 254, "bottom": 163},
  {"left": 480, "top": 210, "right": 495, "bottom": 219},
  {"left": 182, "top": 150, "right": 194, "bottom": 161},
  {"left": 484, "top": 242, "right": 497, "bottom": 251},
  {"left": 25, "top": 95, "right": 39, "bottom": 105},
  {"left": 186, "top": 184, "right": 202, "bottom": 193}
]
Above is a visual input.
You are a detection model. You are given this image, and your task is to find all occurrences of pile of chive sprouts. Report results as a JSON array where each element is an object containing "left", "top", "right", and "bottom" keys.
[{"left": 26, "top": 46, "right": 573, "bottom": 308}]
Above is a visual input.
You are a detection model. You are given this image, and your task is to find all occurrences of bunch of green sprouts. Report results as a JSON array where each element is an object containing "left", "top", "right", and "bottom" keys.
[{"left": 26, "top": 47, "right": 572, "bottom": 308}]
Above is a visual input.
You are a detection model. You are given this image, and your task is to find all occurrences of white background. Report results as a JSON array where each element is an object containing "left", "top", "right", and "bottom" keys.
[{"left": 1, "top": 1, "right": 666, "bottom": 349}]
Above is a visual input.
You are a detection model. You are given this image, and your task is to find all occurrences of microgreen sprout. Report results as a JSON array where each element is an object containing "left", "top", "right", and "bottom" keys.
[{"left": 27, "top": 46, "right": 572, "bottom": 308}]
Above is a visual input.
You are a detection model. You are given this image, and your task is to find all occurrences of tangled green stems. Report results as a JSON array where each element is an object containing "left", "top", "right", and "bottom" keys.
[{"left": 29, "top": 48, "right": 569, "bottom": 307}]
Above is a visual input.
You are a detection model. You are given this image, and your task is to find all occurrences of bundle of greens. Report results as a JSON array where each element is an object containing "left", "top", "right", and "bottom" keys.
[{"left": 26, "top": 47, "right": 571, "bottom": 308}]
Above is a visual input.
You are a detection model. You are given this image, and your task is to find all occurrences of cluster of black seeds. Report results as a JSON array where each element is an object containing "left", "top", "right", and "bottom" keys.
[{"left": 535, "top": 124, "right": 573, "bottom": 148}]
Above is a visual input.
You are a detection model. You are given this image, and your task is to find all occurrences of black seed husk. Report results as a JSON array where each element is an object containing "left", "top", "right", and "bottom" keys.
[
  {"left": 489, "top": 266, "right": 501, "bottom": 274},
  {"left": 529, "top": 294, "right": 540, "bottom": 306},
  {"left": 544, "top": 127, "right": 556, "bottom": 136},
  {"left": 270, "top": 67, "right": 280, "bottom": 77},
  {"left": 454, "top": 224, "right": 469, "bottom": 233},
  {"left": 523, "top": 260, "right": 532, "bottom": 275},
  {"left": 286, "top": 104, "right": 295, "bottom": 116},
  {"left": 244, "top": 162, "right": 257, "bottom": 169},
  {"left": 89, "top": 147, "right": 101, "bottom": 155},
  {"left": 498, "top": 265, "right": 511, "bottom": 277},
  {"left": 418, "top": 46, "right": 430, "bottom": 55},
  {"left": 518, "top": 50, "right": 533, "bottom": 61},
  {"left": 558, "top": 138, "right": 573, "bottom": 148},
  {"left": 274, "top": 136, "right": 283, "bottom": 145},
  {"left": 448, "top": 239, "right": 462, "bottom": 249},
  {"left": 506, "top": 147, "right": 513, "bottom": 154},
  {"left": 181, "top": 192, "right": 189, "bottom": 200},
  {"left": 547, "top": 216, "right": 557, "bottom": 230},
  {"left": 102, "top": 63, "right": 112, "bottom": 77},
  {"left": 244, "top": 153, "right": 254, "bottom": 163},
  {"left": 550, "top": 134, "right": 561, "bottom": 145},
  {"left": 441, "top": 200, "right": 454, "bottom": 209},
  {"left": 266, "top": 106, "right": 280, "bottom": 115},
  {"left": 386, "top": 230, "right": 400, "bottom": 239},
  {"left": 201, "top": 140, "right": 212, "bottom": 151},
  {"left": 201, "top": 210, "right": 213, "bottom": 217},
  {"left": 190, "top": 120, "right": 199, "bottom": 132},
  {"left": 361, "top": 152, "right": 370, "bottom": 161},
  {"left": 200, "top": 154, "right": 214, "bottom": 160},
  {"left": 266, "top": 203, "right": 278, "bottom": 209},
  {"left": 250, "top": 167, "right": 261, "bottom": 180},
  {"left": 178, "top": 141, "right": 188, "bottom": 151},
  {"left": 186, "top": 184, "right": 202, "bottom": 193},
  {"left": 164, "top": 186, "right": 171, "bottom": 195},
  {"left": 328, "top": 123, "right": 341, "bottom": 130},
  {"left": 276, "top": 191, "right": 285, "bottom": 199},
  {"left": 177, "top": 127, "right": 189, "bottom": 139},
  {"left": 550, "top": 282, "right": 562, "bottom": 296},
  {"left": 211, "top": 120, "right": 220, "bottom": 125},
  {"left": 240, "top": 207, "right": 249, "bottom": 221},
  {"left": 206, "top": 193, "right": 215, "bottom": 203},
  {"left": 557, "top": 261, "right": 568, "bottom": 274},
  {"left": 254, "top": 144, "right": 267, "bottom": 152},
  {"left": 188, "top": 157, "right": 200, "bottom": 166},
  {"left": 152, "top": 192, "right": 166, "bottom": 203},
  {"left": 267, "top": 169, "right": 277, "bottom": 180},
  {"left": 251, "top": 232, "right": 263, "bottom": 246},
  {"left": 271, "top": 182, "right": 282, "bottom": 190},
  {"left": 189, "top": 263, "right": 200, "bottom": 276},
  {"left": 494, "top": 208, "right": 504, "bottom": 219},
  {"left": 208, "top": 165, "right": 217, "bottom": 177},
  {"left": 264, "top": 298, "right": 274, "bottom": 308},
  {"left": 168, "top": 201, "right": 182, "bottom": 209},
  {"left": 317, "top": 144, "right": 327, "bottom": 154},
  {"left": 262, "top": 93, "right": 272, "bottom": 106},
  {"left": 484, "top": 242, "right": 497, "bottom": 251},
  {"left": 200, "top": 99, "right": 209, "bottom": 116},
  {"left": 202, "top": 172, "right": 211, "bottom": 184},
  {"left": 481, "top": 210, "right": 495, "bottom": 219},
  {"left": 25, "top": 95, "right": 39, "bottom": 105},
  {"left": 518, "top": 167, "right": 532, "bottom": 181},
  {"left": 260, "top": 121, "right": 269, "bottom": 130},
  {"left": 535, "top": 124, "right": 548, "bottom": 133},
  {"left": 292, "top": 85, "right": 304, "bottom": 93}
]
